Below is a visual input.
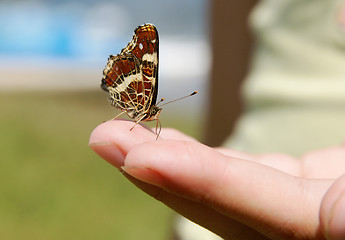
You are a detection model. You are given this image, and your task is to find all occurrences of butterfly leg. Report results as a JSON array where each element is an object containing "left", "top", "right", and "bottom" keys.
[
  {"left": 130, "top": 114, "right": 147, "bottom": 131},
  {"left": 101, "top": 111, "right": 125, "bottom": 124},
  {"left": 112, "top": 111, "right": 125, "bottom": 120},
  {"left": 155, "top": 119, "right": 162, "bottom": 140}
]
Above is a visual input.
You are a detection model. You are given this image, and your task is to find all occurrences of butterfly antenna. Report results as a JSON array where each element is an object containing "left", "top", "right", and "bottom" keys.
[
  {"left": 159, "top": 91, "right": 198, "bottom": 107},
  {"left": 156, "top": 98, "right": 165, "bottom": 105}
]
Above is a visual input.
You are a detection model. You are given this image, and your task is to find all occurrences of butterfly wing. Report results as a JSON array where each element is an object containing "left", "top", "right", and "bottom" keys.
[
  {"left": 121, "top": 24, "right": 159, "bottom": 109},
  {"left": 101, "top": 23, "right": 159, "bottom": 121}
]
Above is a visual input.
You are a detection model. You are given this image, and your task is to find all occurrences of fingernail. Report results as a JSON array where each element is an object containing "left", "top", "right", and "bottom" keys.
[
  {"left": 89, "top": 142, "right": 126, "bottom": 169},
  {"left": 327, "top": 191, "right": 345, "bottom": 240},
  {"left": 121, "top": 166, "right": 164, "bottom": 187}
]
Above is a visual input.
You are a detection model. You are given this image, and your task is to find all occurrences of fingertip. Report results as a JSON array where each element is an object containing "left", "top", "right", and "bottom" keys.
[
  {"left": 121, "top": 165, "right": 165, "bottom": 187},
  {"left": 89, "top": 120, "right": 158, "bottom": 167},
  {"left": 89, "top": 142, "right": 126, "bottom": 168},
  {"left": 89, "top": 119, "right": 156, "bottom": 146}
]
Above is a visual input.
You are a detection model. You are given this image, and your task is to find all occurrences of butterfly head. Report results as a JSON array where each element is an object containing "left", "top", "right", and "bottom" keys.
[{"left": 144, "top": 105, "right": 162, "bottom": 121}]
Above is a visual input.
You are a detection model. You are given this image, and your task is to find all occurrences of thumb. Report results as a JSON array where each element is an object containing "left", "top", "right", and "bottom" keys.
[{"left": 320, "top": 174, "right": 345, "bottom": 240}]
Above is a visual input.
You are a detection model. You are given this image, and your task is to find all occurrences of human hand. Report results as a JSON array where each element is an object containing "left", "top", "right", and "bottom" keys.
[{"left": 89, "top": 120, "right": 345, "bottom": 240}]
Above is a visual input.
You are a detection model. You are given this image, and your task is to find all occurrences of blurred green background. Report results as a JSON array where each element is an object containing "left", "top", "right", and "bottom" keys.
[
  {"left": 0, "top": 91, "right": 202, "bottom": 239},
  {"left": 0, "top": 1, "right": 208, "bottom": 238}
]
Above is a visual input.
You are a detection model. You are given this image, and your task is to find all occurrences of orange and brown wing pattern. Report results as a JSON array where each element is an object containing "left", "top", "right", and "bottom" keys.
[
  {"left": 101, "top": 23, "right": 160, "bottom": 122},
  {"left": 121, "top": 24, "right": 158, "bottom": 60}
]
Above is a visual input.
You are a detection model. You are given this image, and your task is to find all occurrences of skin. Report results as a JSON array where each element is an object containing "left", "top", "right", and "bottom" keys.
[{"left": 89, "top": 120, "right": 345, "bottom": 240}]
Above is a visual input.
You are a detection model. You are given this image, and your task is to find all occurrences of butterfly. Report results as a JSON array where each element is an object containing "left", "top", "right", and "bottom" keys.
[{"left": 101, "top": 23, "right": 196, "bottom": 138}]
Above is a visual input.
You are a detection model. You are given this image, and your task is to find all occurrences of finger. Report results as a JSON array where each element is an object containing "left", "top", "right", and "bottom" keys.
[
  {"left": 89, "top": 120, "right": 194, "bottom": 168},
  {"left": 89, "top": 120, "right": 268, "bottom": 239},
  {"left": 89, "top": 120, "right": 154, "bottom": 168},
  {"left": 123, "top": 172, "right": 269, "bottom": 239},
  {"left": 123, "top": 140, "right": 333, "bottom": 239},
  {"left": 214, "top": 147, "right": 254, "bottom": 160},
  {"left": 215, "top": 149, "right": 301, "bottom": 176},
  {"left": 253, "top": 153, "right": 301, "bottom": 176},
  {"left": 158, "top": 128, "right": 198, "bottom": 142},
  {"left": 301, "top": 147, "right": 345, "bottom": 179},
  {"left": 320, "top": 174, "right": 345, "bottom": 240}
]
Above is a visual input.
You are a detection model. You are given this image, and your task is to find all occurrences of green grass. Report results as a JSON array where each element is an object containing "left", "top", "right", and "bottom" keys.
[{"left": 0, "top": 91, "right": 202, "bottom": 240}]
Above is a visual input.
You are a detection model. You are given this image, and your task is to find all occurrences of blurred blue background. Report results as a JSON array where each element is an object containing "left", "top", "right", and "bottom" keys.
[{"left": 0, "top": 0, "right": 210, "bottom": 107}]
